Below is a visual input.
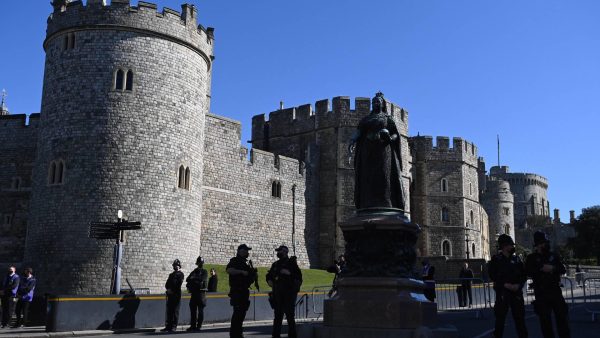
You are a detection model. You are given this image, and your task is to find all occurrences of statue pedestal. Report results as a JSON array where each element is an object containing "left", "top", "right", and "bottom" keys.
[{"left": 309, "top": 210, "right": 455, "bottom": 338}]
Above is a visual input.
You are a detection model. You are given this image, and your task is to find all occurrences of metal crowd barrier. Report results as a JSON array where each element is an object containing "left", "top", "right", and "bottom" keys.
[
  {"left": 522, "top": 277, "right": 576, "bottom": 311},
  {"left": 433, "top": 278, "right": 489, "bottom": 317},
  {"left": 582, "top": 277, "right": 600, "bottom": 321},
  {"left": 295, "top": 293, "right": 310, "bottom": 319},
  {"left": 311, "top": 285, "right": 332, "bottom": 318}
]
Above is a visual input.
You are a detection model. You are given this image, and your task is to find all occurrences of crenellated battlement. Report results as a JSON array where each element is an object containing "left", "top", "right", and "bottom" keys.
[
  {"left": 0, "top": 114, "right": 40, "bottom": 129},
  {"left": 252, "top": 96, "right": 409, "bottom": 141},
  {"left": 489, "top": 166, "right": 548, "bottom": 188},
  {"left": 46, "top": 1, "right": 214, "bottom": 67},
  {"left": 410, "top": 135, "right": 479, "bottom": 165},
  {"left": 249, "top": 149, "right": 304, "bottom": 178}
]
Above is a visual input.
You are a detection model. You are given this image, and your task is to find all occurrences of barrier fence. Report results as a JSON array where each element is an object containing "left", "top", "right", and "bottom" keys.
[
  {"left": 433, "top": 278, "right": 489, "bottom": 318},
  {"left": 582, "top": 277, "right": 600, "bottom": 321}
]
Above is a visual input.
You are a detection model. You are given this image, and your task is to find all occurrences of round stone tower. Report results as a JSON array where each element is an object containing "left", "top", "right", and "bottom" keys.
[
  {"left": 25, "top": 0, "right": 214, "bottom": 294},
  {"left": 481, "top": 178, "right": 515, "bottom": 250}
]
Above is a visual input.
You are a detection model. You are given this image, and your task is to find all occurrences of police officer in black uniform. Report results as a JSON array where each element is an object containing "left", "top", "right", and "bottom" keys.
[
  {"left": 161, "top": 259, "right": 184, "bottom": 332},
  {"left": 226, "top": 244, "right": 256, "bottom": 338},
  {"left": 266, "top": 245, "right": 302, "bottom": 338},
  {"left": 526, "top": 231, "right": 571, "bottom": 338},
  {"left": 488, "top": 234, "right": 528, "bottom": 338},
  {"left": 186, "top": 256, "right": 208, "bottom": 332}
]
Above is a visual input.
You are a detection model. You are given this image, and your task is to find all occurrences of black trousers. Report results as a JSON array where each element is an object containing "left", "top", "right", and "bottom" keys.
[
  {"left": 272, "top": 291, "right": 298, "bottom": 338},
  {"left": 534, "top": 291, "right": 570, "bottom": 338},
  {"left": 460, "top": 285, "right": 473, "bottom": 306},
  {"left": 189, "top": 292, "right": 207, "bottom": 329},
  {"left": 165, "top": 294, "right": 181, "bottom": 330},
  {"left": 15, "top": 299, "right": 30, "bottom": 327},
  {"left": 493, "top": 290, "right": 528, "bottom": 338},
  {"left": 229, "top": 289, "right": 250, "bottom": 338},
  {"left": 1, "top": 296, "right": 17, "bottom": 326}
]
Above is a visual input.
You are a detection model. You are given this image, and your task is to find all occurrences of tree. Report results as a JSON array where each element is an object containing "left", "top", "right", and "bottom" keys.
[{"left": 568, "top": 206, "right": 600, "bottom": 264}]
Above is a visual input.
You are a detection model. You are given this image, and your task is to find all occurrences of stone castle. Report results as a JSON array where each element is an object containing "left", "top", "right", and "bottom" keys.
[{"left": 0, "top": 0, "right": 568, "bottom": 294}]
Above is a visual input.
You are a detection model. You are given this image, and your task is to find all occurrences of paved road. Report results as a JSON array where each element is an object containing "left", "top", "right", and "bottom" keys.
[{"left": 85, "top": 304, "right": 598, "bottom": 338}]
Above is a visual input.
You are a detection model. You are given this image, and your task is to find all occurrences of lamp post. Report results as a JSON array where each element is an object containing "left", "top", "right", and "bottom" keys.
[
  {"left": 111, "top": 210, "right": 124, "bottom": 295},
  {"left": 291, "top": 184, "right": 297, "bottom": 256},
  {"left": 465, "top": 233, "right": 471, "bottom": 261}
]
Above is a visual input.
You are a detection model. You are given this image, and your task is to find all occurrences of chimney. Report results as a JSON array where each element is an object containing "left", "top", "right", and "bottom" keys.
[
  {"left": 569, "top": 210, "right": 576, "bottom": 223},
  {"left": 553, "top": 209, "right": 560, "bottom": 224},
  {"left": 279, "top": 101, "right": 284, "bottom": 110}
]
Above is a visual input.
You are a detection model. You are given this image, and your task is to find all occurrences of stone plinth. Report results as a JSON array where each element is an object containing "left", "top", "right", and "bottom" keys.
[{"left": 324, "top": 277, "right": 436, "bottom": 329}]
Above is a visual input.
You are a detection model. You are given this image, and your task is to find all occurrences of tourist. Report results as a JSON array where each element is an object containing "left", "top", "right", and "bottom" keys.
[
  {"left": 14, "top": 267, "right": 35, "bottom": 328},
  {"left": 161, "top": 259, "right": 184, "bottom": 332},
  {"left": 488, "top": 234, "right": 528, "bottom": 338},
  {"left": 186, "top": 256, "right": 208, "bottom": 332},
  {"left": 421, "top": 259, "right": 436, "bottom": 302},
  {"left": 266, "top": 245, "right": 302, "bottom": 338},
  {"left": 1, "top": 266, "right": 20, "bottom": 328},
  {"left": 459, "top": 262, "right": 474, "bottom": 308}
]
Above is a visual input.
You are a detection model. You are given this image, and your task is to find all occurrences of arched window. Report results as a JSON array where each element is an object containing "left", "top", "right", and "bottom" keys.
[
  {"left": 115, "top": 69, "right": 125, "bottom": 90},
  {"left": 504, "top": 224, "right": 510, "bottom": 234},
  {"left": 472, "top": 243, "right": 476, "bottom": 257},
  {"left": 48, "top": 162, "right": 56, "bottom": 184},
  {"left": 470, "top": 210, "right": 474, "bottom": 226},
  {"left": 178, "top": 165, "right": 185, "bottom": 189},
  {"left": 55, "top": 161, "right": 64, "bottom": 184},
  {"left": 125, "top": 70, "right": 134, "bottom": 91},
  {"left": 441, "top": 207, "right": 449, "bottom": 222},
  {"left": 441, "top": 178, "right": 448, "bottom": 192},
  {"left": 184, "top": 167, "right": 191, "bottom": 190},
  {"left": 272, "top": 181, "right": 278, "bottom": 197},
  {"left": 442, "top": 240, "right": 451, "bottom": 256}
]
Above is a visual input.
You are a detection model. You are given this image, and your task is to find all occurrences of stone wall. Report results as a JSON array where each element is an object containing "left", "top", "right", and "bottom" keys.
[
  {"left": 0, "top": 114, "right": 39, "bottom": 263},
  {"left": 201, "top": 114, "right": 312, "bottom": 268},
  {"left": 410, "top": 136, "right": 486, "bottom": 259},
  {"left": 25, "top": 1, "right": 213, "bottom": 294}
]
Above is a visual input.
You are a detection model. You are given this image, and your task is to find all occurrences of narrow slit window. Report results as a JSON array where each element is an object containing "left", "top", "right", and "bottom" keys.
[
  {"left": 441, "top": 207, "right": 449, "bottom": 222},
  {"left": 277, "top": 182, "right": 282, "bottom": 198},
  {"left": 125, "top": 71, "right": 133, "bottom": 91},
  {"left": 441, "top": 178, "right": 448, "bottom": 192},
  {"left": 184, "top": 167, "right": 191, "bottom": 190},
  {"left": 115, "top": 70, "right": 125, "bottom": 90},
  {"left": 69, "top": 33, "right": 75, "bottom": 49},
  {"left": 55, "top": 161, "right": 64, "bottom": 184},
  {"left": 442, "top": 240, "right": 451, "bottom": 256},
  {"left": 48, "top": 162, "right": 57, "bottom": 185},
  {"left": 271, "top": 181, "right": 278, "bottom": 197},
  {"left": 470, "top": 210, "right": 474, "bottom": 226},
  {"left": 178, "top": 165, "right": 185, "bottom": 189}
]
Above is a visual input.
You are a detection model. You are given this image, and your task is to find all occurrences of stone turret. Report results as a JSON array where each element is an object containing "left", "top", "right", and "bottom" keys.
[{"left": 25, "top": 1, "right": 214, "bottom": 294}]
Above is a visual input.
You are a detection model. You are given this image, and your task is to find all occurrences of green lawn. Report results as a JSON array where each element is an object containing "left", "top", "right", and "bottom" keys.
[{"left": 204, "top": 264, "right": 334, "bottom": 293}]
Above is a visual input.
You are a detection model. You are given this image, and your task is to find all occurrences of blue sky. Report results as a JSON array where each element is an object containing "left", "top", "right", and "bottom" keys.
[{"left": 1, "top": 0, "right": 598, "bottom": 218}]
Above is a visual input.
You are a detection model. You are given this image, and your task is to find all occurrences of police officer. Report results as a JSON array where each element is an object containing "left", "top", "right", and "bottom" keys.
[
  {"left": 488, "top": 234, "right": 528, "bottom": 338},
  {"left": 266, "top": 245, "right": 302, "bottom": 338},
  {"left": 1, "top": 266, "right": 20, "bottom": 328},
  {"left": 226, "top": 244, "right": 256, "bottom": 338},
  {"left": 525, "top": 231, "right": 571, "bottom": 338},
  {"left": 186, "top": 256, "right": 208, "bottom": 332},
  {"left": 161, "top": 259, "right": 184, "bottom": 332}
]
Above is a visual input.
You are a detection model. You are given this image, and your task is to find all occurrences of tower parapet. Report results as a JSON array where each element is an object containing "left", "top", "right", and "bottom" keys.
[
  {"left": 410, "top": 135, "right": 479, "bottom": 167},
  {"left": 46, "top": 1, "right": 214, "bottom": 68}
]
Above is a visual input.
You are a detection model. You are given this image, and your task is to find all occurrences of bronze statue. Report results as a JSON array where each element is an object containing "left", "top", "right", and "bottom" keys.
[{"left": 350, "top": 92, "right": 405, "bottom": 211}]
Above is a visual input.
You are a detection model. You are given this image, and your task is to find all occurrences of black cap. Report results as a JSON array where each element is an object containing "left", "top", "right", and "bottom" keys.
[
  {"left": 275, "top": 245, "right": 289, "bottom": 252},
  {"left": 237, "top": 244, "right": 252, "bottom": 251},
  {"left": 533, "top": 231, "right": 550, "bottom": 246},
  {"left": 172, "top": 259, "right": 181, "bottom": 267},
  {"left": 196, "top": 256, "right": 204, "bottom": 265}
]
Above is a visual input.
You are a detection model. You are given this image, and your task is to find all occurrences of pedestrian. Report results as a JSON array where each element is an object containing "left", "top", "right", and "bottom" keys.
[
  {"left": 14, "top": 268, "right": 35, "bottom": 328},
  {"left": 1, "top": 266, "right": 20, "bottom": 328},
  {"left": 525, "top": 231, "right": 571, "bottom": 338},
  {"left": 459, "top": 262, "right": 474, "bottom": 308},
  {"left": 575, "top": 263, "right": 583, "bottom": 287},
  {"left": 488, "top": 234, "right": 528, "bottom": 338},
  {"left": 161, "top": 259, "right": 184, "bottom": 332},
  {"left": 208, "top": 268, "right": 218, "bottom": 292},
  {"left": 226, "top": 244, "right": 256, "bottom": 338},
  {"left": 326, "top": 254, "right": 346, "bottom": 298},
  {"left": 421, "top": 259, "right": 436, "bottom": 302},
  {"left": 266, "top": 245, "right": 302, "bottom": 338},
  {"left": 186, "top": 256, "right": 208, "bottom": 332}
]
